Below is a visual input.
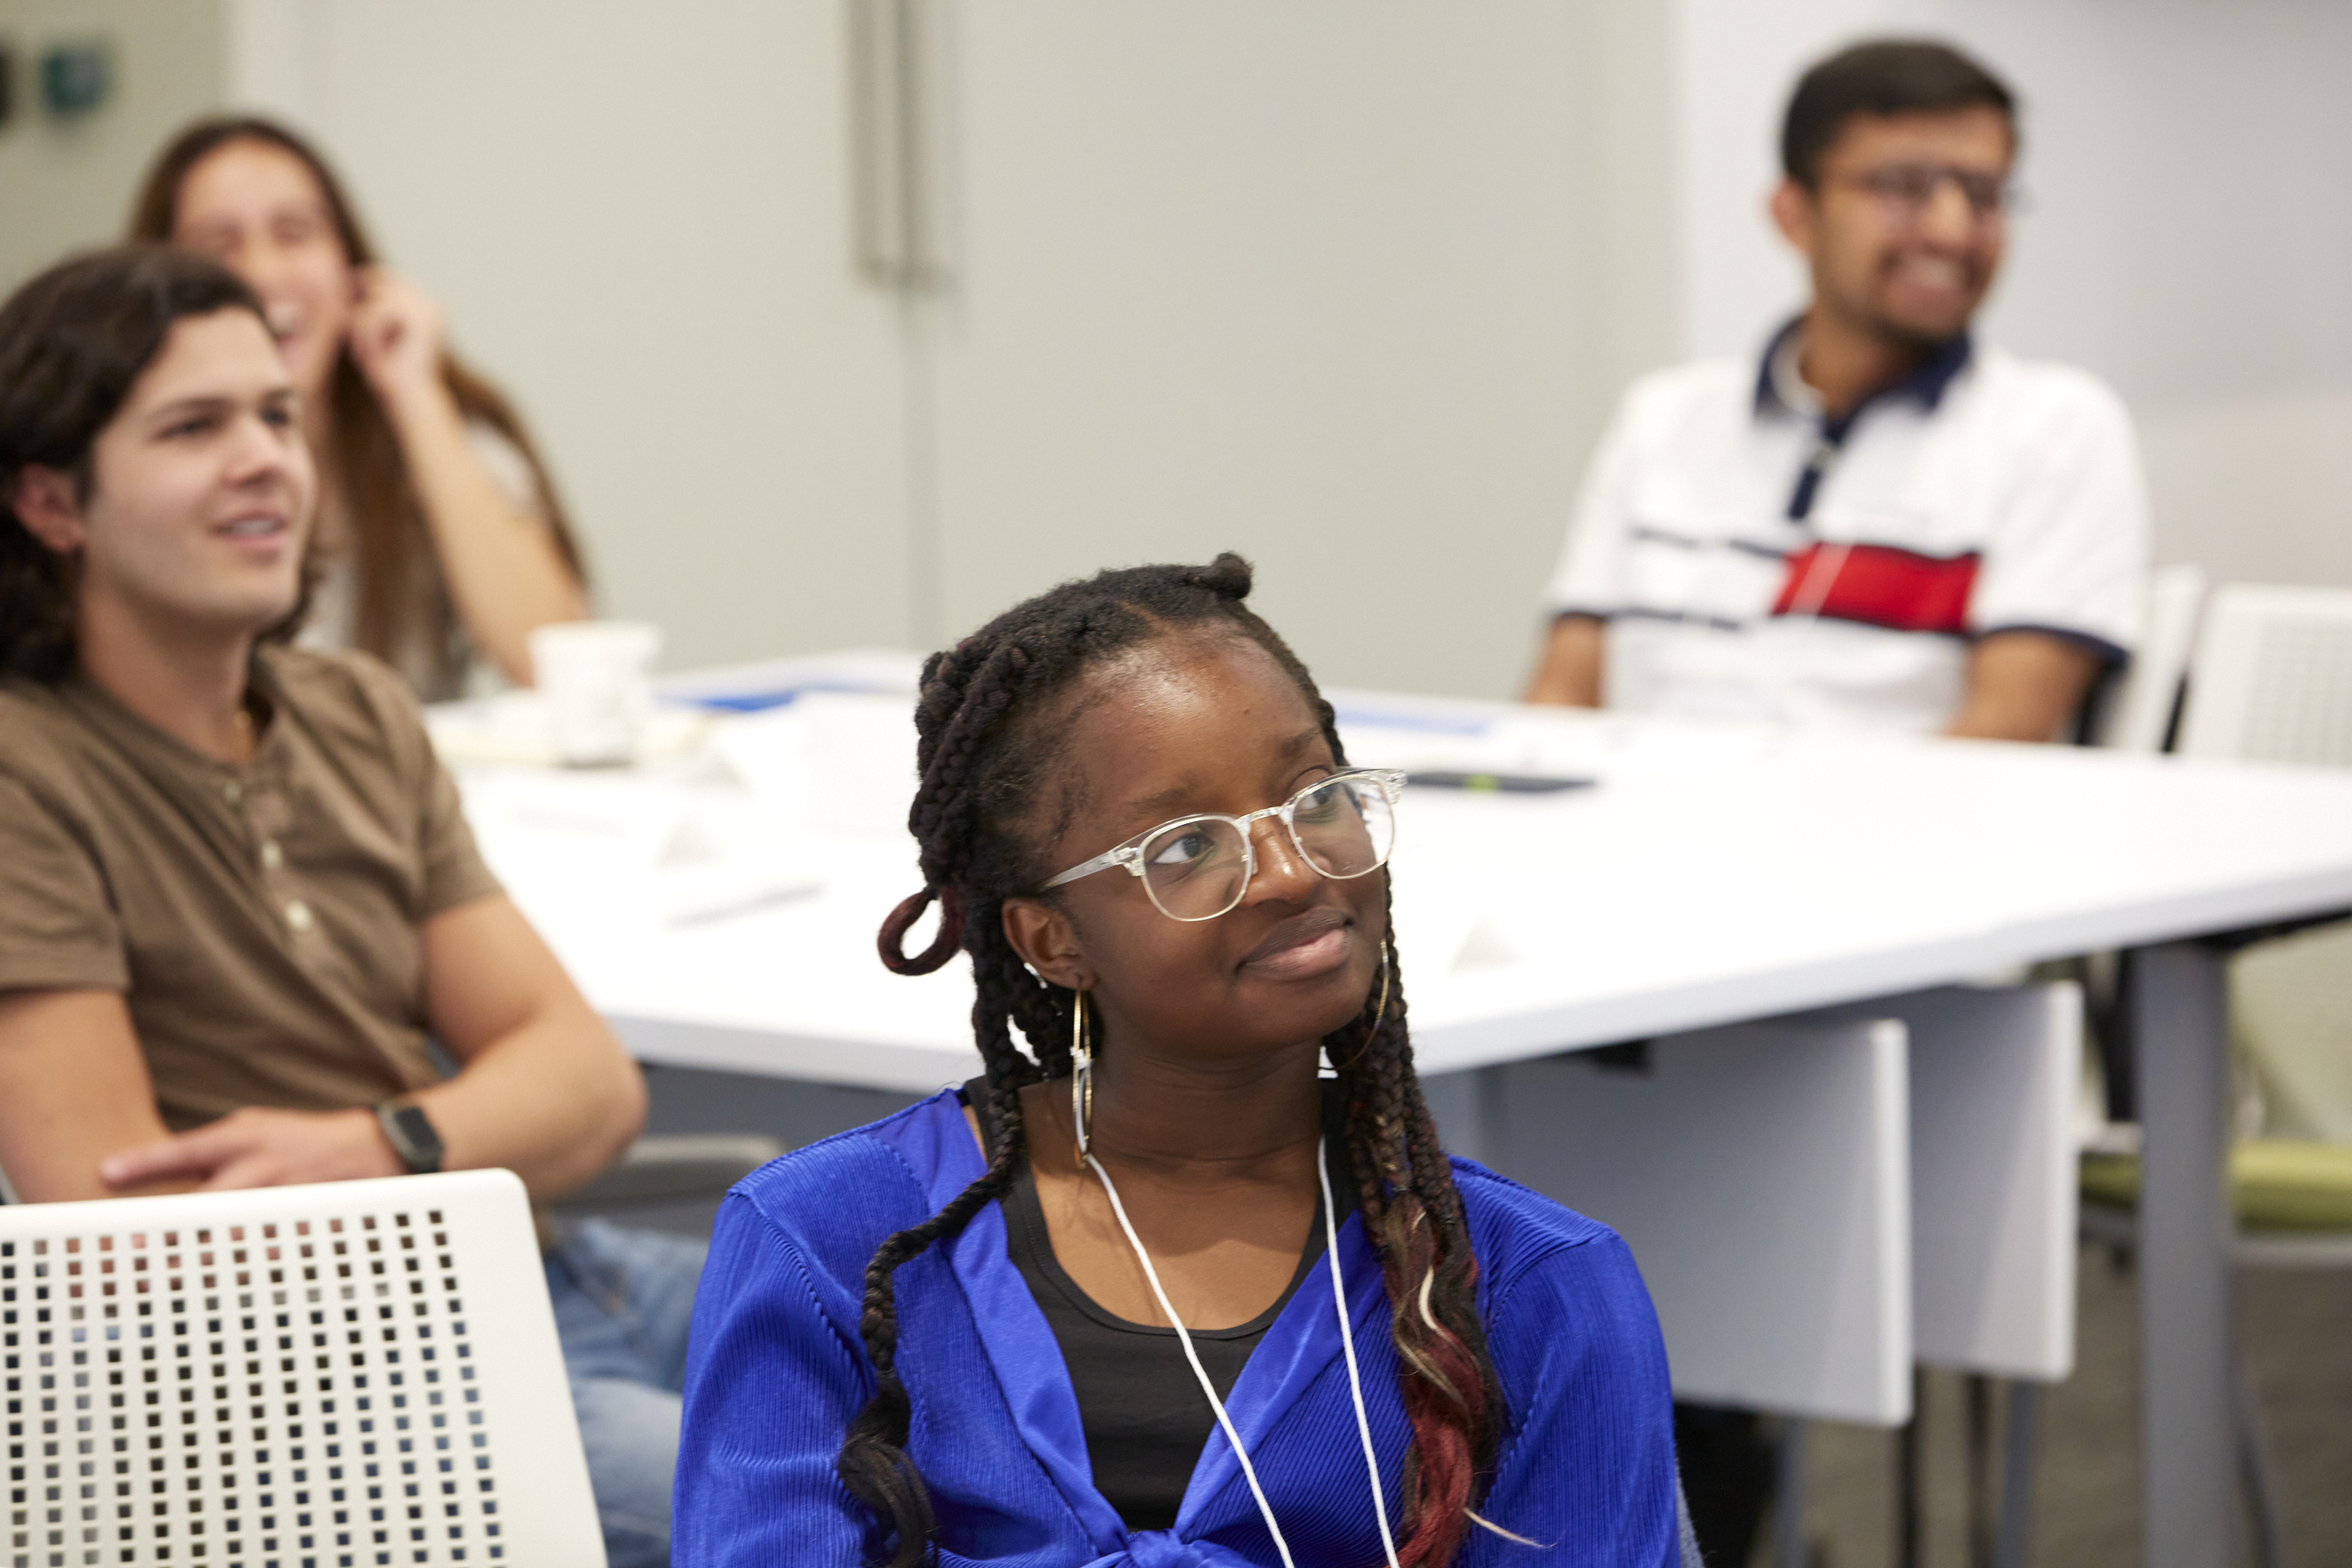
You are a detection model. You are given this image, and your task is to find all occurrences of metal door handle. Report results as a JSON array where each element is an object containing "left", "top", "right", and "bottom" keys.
[{"left": 848, "top": 0, "right": 933, "bottom": 289}]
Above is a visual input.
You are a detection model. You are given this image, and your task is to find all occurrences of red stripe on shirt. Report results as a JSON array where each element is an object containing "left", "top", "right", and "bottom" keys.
[{"left": 1770, "top": 542, "right": 1980, "bottom": 635}]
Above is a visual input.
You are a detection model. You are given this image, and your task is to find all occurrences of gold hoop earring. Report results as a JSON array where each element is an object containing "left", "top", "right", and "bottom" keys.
[{"left": 1069, "top": 992, "right": 1094, "bottom": 1170}]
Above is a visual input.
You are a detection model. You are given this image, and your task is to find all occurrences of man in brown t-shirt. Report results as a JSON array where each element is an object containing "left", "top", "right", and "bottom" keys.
[
  {"left": 0, "top": 648, "right": 505, "bottom": 1139},
  {"left": 0, "top": 249, "right": 691, "bottom": 1566}
]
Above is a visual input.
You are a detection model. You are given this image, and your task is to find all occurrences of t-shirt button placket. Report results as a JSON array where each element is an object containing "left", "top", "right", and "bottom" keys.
[
  {"left": 285, "top": 899, "right": 314, "bottom": 934},
  {"left": 260, "top": 840, "right": 284, "bottom": 871},
  {"left": 222, "top": 780, "right": 244, "bottom": 807}
]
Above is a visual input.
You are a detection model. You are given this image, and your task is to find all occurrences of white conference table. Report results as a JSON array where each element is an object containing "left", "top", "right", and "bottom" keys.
[{"left": 437, "top": 651, "right": 2352, "bottom": 1568}]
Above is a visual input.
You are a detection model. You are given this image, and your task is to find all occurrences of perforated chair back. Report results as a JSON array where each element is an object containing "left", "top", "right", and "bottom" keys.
[
  {"left": 2096, "top": 563, "right": 2207, "bottom": 753},
  {"left": 2, "top": 1171, "right": 604, "bottom": 1568},
  {"left": 2178, "top": 583, "right": 2352, "bottom": 767}
]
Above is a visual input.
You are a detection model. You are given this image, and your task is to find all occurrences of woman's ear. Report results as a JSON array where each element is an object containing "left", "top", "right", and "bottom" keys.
[
  {"left": 1002, "top": 895, "right": 1090, "bottom": 991},
  {"left": 9, "top": 467, "right": 89, "bottom": 554}
]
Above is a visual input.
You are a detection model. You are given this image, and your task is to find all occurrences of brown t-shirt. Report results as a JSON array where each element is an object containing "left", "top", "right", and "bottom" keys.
[{"left": 0, "top": 646, "right": 502, "bottom": 1131}]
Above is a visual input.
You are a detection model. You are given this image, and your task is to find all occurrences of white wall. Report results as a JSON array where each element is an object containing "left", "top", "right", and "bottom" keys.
[
  {"left": 1669, "top": 0, "right": 1883, "bottom": 363},
  {"left": 221, "top": 0, "right": 1675, "bottom": 695},
  {"left": 912, "top": 2, "right": 1677, "bottom": 698},
  {"left": 0, "top": 0, "right": 225, "bottom": 292},
  {"left": 230, "top": 0, "right": 918, "bottom": 673},
  {"left": 6, "top": 2, "right": 2346, "bottom": 681}
]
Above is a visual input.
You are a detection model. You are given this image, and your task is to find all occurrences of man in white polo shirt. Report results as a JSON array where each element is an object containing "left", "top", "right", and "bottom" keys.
[
  {"left": 1524, "top": 38, "right": 2153, "bottom": 1566},
  {"left": 1525, "top": 38, "right": 2149, "bottom": 741}
]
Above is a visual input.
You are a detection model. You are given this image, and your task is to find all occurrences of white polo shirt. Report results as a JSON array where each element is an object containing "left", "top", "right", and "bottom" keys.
[{"left": 1544, "top": 327, "right": 2151, "bottom": 732}]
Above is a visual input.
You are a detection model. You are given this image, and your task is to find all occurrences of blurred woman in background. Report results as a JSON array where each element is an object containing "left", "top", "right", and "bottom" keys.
[{"left": 131, "top": 117, "right": 588, "bottom": 698}]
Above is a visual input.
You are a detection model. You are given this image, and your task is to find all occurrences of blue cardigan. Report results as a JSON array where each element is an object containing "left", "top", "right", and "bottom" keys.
[{"left": 674, "top": 1091, "right": 1680, "bottom": 1566}]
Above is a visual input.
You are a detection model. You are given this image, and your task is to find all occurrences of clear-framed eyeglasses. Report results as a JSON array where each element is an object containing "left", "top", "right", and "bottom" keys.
[
  {"left": 1042, "top": 768, "right": 1404, "bottom": 923},
  {"left": 1838, "top": 162, "right": 2019, "bottom": 223}
]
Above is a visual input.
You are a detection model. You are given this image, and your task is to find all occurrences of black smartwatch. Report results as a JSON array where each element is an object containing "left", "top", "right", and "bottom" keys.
[{"left": 375, "top": 1100, "right": 445, "bottom": 1174}]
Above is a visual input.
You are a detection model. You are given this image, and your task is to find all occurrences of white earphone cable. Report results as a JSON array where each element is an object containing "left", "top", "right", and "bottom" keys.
[
  {"left": 1086, "top": 1151, "right": 1297, "bottom": 1568},
  {"left": 1319, "top": 1142, "right": 1403, "bottom": 1568},
  {"left": 1087, "top": 1134, "right": 1396, "bottom": 1566}
]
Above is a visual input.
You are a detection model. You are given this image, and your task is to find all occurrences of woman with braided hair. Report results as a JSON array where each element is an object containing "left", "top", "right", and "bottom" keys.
[{"left": 675, "top": 556, "right": 1687, "bottom": 1566}]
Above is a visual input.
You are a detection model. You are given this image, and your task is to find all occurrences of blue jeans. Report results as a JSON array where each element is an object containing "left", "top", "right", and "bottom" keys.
[{"left": 545, "top": 1218, "right": 708, "bottom": 1568}]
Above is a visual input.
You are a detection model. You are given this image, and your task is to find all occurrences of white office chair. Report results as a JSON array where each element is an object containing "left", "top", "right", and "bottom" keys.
[
  {"left": 2172, "top": 581, "right": 2352, "bottom": 1268},
  {"left": 2074, "top": 562, "right": 2209, "bottom": 1138},
  {"left": 2, "top": 1171, "right": 605, "bottom": 1568},
  {"left": 2176, "top": 582, "right": 2352, "bottom": 766},
  {"left": 2072, "top": 564, "right": 2210, "bottom": 1134},
  {"left": 2093, "top": 563, "right": 2208, "bottom": 753}
]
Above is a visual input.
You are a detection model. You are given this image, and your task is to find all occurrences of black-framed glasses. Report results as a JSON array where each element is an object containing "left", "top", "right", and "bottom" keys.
[
  {"left": 1840, "top": 163, "right": 2016, "bottom": 222},
  {"left": 1042, "top": 768, "right": 1403, "bottom": 922}
]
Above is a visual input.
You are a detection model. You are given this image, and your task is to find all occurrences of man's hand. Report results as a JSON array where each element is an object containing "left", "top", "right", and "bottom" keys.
[{"left": 100, "top": 1106, "right": 404, "bottom": 1194}]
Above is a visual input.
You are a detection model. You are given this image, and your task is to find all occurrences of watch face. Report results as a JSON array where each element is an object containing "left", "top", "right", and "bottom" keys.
[{"left": 385, "top": 1104, "right": 445, "bottom": 1171}]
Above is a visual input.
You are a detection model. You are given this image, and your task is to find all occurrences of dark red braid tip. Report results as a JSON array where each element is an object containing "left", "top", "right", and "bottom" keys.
[{"left": 877, "top": 884, "right": 965, "bottom": 975}]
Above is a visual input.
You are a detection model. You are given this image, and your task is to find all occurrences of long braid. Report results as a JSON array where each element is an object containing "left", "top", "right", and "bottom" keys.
[
  {"left": 839, "top": 942, "right": 1035, "bottom": 1565},
  {"left": 855, "top": 554, "right": 1503, "bottom": 1566},
  {"left": 1324, "top": 839, "right": 1497, "bottom": 1568}
]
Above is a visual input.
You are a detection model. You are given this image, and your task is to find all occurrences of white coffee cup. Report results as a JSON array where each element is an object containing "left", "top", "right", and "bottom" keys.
[{"left": 528, "top": 620, "right": 663, "bottom": 766}]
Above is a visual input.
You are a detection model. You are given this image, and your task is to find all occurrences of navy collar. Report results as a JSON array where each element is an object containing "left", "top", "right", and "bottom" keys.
[{"left": 1753, "top": 315, "right": 1973, "bottom": 429}]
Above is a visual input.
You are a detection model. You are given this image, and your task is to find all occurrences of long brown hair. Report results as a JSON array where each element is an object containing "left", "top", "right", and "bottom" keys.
[
  {"left": 0, "top": 247, "right": 305, "bottom": 680},
  {"left": 129, "top": 116, "right": 587, "bottom": 696}
]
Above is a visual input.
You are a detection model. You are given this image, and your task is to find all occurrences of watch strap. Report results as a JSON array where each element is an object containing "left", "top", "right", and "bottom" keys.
[{"left": 375, "top": 1100, "right": 445, "bottom": 1174}]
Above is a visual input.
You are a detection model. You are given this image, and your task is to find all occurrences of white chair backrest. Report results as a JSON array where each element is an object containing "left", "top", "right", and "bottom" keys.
[
  {"left": 2179, "top": 583, "right": 2352, "bottom": 767},
  {"left": 2096, "top": 563, "right": 2207, "bottom": 753},
  {"left": 2, "top": 1170, "right": 604, "bottom": 1568}
]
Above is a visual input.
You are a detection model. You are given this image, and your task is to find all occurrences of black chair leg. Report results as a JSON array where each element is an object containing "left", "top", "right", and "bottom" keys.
[
  {"left": 1897, "top": 1367, "right": 1925, "bottom": 1568},
  {"left": 1994, "top": 1380, "right": 2042, "bottom": 1568},
  {"left": 1774, "top": 1417, "right": 1809, "bottom": 1568},
  {"left": 2237, "top": 1356, "right": 2289, "bottom": 1568},
  {"left": 1967, "top": 1374, "right": 1996, "bottom": 1567}
]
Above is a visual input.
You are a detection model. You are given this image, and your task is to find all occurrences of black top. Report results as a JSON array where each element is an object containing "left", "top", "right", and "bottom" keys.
[{"left": 964, "top": 1077, "right": 1356, "bottom": 1533}]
